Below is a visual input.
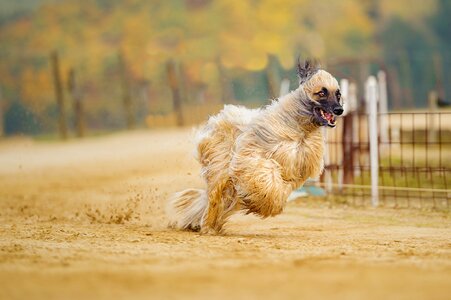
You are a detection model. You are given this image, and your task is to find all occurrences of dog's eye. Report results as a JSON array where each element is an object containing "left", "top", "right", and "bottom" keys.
[{"left": 316, "top": 88, "right": 328, "bottom": 98}]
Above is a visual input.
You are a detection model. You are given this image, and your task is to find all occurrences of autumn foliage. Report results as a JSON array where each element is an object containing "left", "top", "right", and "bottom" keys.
[{"left": 0, "top": 0, "right": 447, "bottom": 135}]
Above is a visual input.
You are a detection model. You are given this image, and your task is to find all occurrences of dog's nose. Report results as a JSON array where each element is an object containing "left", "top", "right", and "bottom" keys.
[{"left": 333, "top": 106, "right": 344, "bottom": 115}]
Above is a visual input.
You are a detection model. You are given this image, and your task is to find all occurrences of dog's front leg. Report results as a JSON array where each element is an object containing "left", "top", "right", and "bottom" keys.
[{"left": 201, "top": 179, "right": 228, "bottom": 234}]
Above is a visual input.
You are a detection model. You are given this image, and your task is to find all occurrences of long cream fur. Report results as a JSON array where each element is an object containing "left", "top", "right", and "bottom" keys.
[{"left": 167, "top": 69, "right": 340, "bottom": 234}]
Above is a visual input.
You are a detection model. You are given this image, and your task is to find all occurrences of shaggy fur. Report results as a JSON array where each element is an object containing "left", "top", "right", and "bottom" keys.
[{"left": 167, "top": 61, "right": 343, "bottom": 234}]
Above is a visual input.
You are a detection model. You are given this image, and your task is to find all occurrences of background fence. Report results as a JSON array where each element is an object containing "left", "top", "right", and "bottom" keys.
[{"left": 321, "top": 73, "right": 450, "bottom": 209}]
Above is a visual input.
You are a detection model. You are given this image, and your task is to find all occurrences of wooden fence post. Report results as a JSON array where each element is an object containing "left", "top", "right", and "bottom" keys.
[
  {"left": 179, "top": 63, "right": 191, "bottom": 105},
  {"left": 68, "top": 69, "right": 84, "bottom": 138},
  {"left": 266, "top": 54, "right": 280, "bottom": 100},
  {"left": 366, "top": 76, "right": 379, "bottom": 207},
  {"left": 50, "top": 50, "right": 68, "bottom": 140},
  {"left": 166, "top": 59, "right": 184, "bottom": 127},
  {"left": 217, "top": 58, "right": 233, "bottom": 103},
  {"left": 118, "top": 51, "right": 135, "bottom": 129}
]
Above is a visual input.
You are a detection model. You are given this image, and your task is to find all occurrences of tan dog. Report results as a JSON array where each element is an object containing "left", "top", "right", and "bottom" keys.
[{"left": 167, "top": 60, "right": 343, "bottom": 234}]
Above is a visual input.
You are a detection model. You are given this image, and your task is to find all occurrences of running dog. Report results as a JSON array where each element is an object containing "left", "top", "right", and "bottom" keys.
[{"left": 167, "top": 60, "right": 343, "bottom": 234}]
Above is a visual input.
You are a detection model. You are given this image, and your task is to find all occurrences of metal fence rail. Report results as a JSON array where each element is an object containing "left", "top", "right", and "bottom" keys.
[{"left": 322, "top": 111, "right": 450, "bottom": 209}]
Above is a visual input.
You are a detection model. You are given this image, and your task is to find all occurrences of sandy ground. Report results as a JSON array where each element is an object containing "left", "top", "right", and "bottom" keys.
[{"left": 0, "top": 128, "right": 450, "bottom": 300}]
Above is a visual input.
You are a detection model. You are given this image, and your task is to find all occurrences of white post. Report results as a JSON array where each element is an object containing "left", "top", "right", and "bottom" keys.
[
  {"left": 337, "top": 79, "right": 349, "bottom": 191},
  {"left": 348, "top": 82, "right": 358, "bottom": 113},
  {"left": 348, "top": 82, "right": 360, "bottom": 176},
  {"left": 279, "top": 78, "right": 290, "bottom": 97},
  {"left": 340, "top": 79, "right": 349, "bottom": 116},
  {"left": 366, "top": 76, "right": 379, "bottom": 207},
  {"left": 377, "top": 71, "right": 388, "bottom": 145}
]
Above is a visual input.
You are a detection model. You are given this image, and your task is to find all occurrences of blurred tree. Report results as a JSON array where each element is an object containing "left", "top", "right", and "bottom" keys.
[
  {"left": 50, "top": 50, "right": 68, "bottom": 139},
  {"left": 68, "top": 68, "right": 84, "bottom": 137},
  {"left": 379, "top": 0, "right": 447, "bottom": 107},
  {"left": 429, "top": 0, "right": 450, "bottom": 48},
  {"left": 166, "top": 59, "right": 184, "bottom": 126},
  {"left": 428, "top": 0, "right": 451, "bottom": 99},
  {"left": 118, "top": 51, "right": 135, "bottom": 129},
  {"left": 0, "top": 0, "right": 449, "bottom": 134}
]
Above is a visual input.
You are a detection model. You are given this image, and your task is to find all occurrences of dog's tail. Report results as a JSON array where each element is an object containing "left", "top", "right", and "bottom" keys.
[{"left": 166, "top": 189, "right": 208, "bottom": 231}]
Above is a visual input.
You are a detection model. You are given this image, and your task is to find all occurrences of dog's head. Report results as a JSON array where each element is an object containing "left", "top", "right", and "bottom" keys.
[{"left": 297, "top": 60, "right": 343, "bottom": 128}]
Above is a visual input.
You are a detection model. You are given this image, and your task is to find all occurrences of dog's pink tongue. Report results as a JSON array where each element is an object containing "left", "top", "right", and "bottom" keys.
[{"left": 325, "top": 112, "right": 333, "bottom": 121}]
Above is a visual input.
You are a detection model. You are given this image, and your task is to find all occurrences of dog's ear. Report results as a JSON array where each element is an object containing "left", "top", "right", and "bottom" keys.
[{"left": 297, "top": 58, "right": 320, "bottom": 84}]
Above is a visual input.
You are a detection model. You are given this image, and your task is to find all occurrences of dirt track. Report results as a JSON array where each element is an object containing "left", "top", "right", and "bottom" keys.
[{"left": 0, "top": 129, "right": 450, "bottom": 300}]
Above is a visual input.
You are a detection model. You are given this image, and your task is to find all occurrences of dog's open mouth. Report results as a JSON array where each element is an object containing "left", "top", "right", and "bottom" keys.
[{"left": 315, "top": 107, "right": 336, "bottom": 127}]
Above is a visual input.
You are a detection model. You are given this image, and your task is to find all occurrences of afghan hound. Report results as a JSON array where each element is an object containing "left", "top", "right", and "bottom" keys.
[{"left": 167, "top": 60, "right": 343, "bottom": 234}]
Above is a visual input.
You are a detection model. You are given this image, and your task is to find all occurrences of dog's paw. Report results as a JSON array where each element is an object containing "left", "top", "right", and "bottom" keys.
[{"left": 200, "top": 226, "right": 219, "bottom": 235}]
